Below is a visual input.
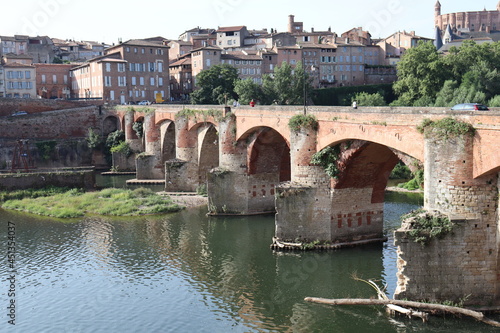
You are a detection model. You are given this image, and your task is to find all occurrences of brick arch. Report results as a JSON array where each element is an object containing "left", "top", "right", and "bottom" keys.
[
  {"left": 329, "top": 140, "right": 401, "bottom": 204},
  {"left": 245, "top": 127, "right": 291, "bottom": 182},
  {"left": 102, "top": 115, "right": 120, "bottom": 136},
  {"left": 198, "top": 124, "right": 219, "bottom": 185},
  {"left": 317, "top": 123, "right": 424, "bottom": 162},
  {"left": 159, "top": 120, "right": 176, "bottom": 165}
]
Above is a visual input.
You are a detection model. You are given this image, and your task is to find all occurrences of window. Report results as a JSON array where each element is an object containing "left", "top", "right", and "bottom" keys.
[
  {"left": 150, "top": 77, "right": 155, "bottom": 86},
  {"left": 158, "top": 62, "right": 163, "bottom": 73},
  {"left": 118, "top": 77, "right": 126, "bottom": 86},
  {"left": 53, "top": 75, "right": 57, "bottom": 84},
  {"left": 126, "top": 47, "right": 130, "bottom": 52},
  {"left": 131, "top": 77, "right": 137, "bottom": 85},
  {"left": 25, "top": 71, "right": 31, "bottom": 79},
  {"left": 106, "top": 63, "right": 111, "bottom": 72},
  {"left": 158, "top": 77, "right": 163, "bottom": 86},
  {"left": 64, "top": 75, "right": 68, "bottom": 84},
  {"left": 118, "top": 63, "right": 125, "bottom": 72},
  {"left": 104, "top": 76, "right": 112, "bottom": 86},
  {"left": 41, "top": 74, "right": 46, "bottom": 83},
  {"left": 134, "top": 48, "right": 138, "bottom": 53},
  {"left": 140, "top": 77, "right": 145, "bottom": 85},
  {"left": 141, "top": 48, "right": 145, "bottom": 54}
]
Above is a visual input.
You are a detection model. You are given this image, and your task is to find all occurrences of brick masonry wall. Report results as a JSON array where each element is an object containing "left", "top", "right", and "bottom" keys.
[
  {"left": 394, "top": 133, "right": 500, "bottom": 305},
  {"left": 0, "top": 98, "right": 102, "bottom": 117},
  {"left": 0, "top": 169, "right": 95, "bottom": 190},
  {"left": 330, "top": 188, "right": 384, "bottom": 242}
]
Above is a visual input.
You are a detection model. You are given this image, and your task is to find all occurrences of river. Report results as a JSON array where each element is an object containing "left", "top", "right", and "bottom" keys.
[{"left": 0, "top": 178, "right": 497, "bottom": 332}]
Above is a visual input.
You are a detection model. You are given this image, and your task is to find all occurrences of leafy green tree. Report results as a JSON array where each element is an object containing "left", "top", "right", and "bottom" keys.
[
  {"left": 488, "top": 95, "right": 500, "bottom": 107},
  {"left": 190, "top": 64, "right": 239, "bottom": 104},
  {"left": 354, "top": 92, "right": 386, "bottom": 106},
  {"left": 263, "top": 61, "right": 313, "bottom": 105},
  {"left": 434, "top": 80, "right": 458, "bottom": 107},
  {"left": 234, "top": 78, "right": 264, "bottom": 105},
  {"left": 392, "top": 41, "right": 449, "bottom": 106}
]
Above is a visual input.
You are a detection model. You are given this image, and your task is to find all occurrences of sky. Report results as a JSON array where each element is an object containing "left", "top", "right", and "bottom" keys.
[{"left": 2, "top": 0, "right": 498, "bottom": 44}]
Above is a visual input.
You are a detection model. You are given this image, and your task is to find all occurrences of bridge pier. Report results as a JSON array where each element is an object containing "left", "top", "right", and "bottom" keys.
[
  {"left": 165, "top": 116, "right": 199, "bottom": 192},
  {"left": 395, "top": 134, "right": 500, "bottom": 305},
  {"left": 274, "top": 121, "right": 395, "bottom": 247},
  {"left": 207, "top": 114, "right": 278, "bottom": 215},
  {"left": 136, "top": 112, "right": 164, "bottom": 180}
]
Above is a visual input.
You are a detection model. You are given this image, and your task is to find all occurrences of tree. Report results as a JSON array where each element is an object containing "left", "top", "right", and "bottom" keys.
[
  {"left": 354, "top": 92, "right": 386, "bottom": 106},
  {"left": 392, "top": 41, "right": 449, "bottom": 106},
  {"left": 234, "top": 78, "right": 263, "bottom": 105},
  {"left": 434, "top": 80, "right": 458, "bottom": 107},
  {"left": 263, "top": 61, "right": 313, "bottom": 105},
  {"left": 190, "top": 64, "right": 239, "bottom": 104}
]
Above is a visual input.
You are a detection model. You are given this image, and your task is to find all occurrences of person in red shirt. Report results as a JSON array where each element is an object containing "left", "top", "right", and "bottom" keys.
[{"left": 250, "top": 99, "right": 255, "bottom": 107}]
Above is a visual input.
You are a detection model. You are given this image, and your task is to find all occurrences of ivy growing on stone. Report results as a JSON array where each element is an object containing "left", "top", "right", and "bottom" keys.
[
  {"left": 175, "top": 108, "right": 223, "bottom": 122},
  {"left": 311, "top": 145, "right": 341, "bottom": 179},
  {"left": 417, "top": 117, "right": 475, "bottom": 140},
  {"left": 288, "top": 114, "right": 319, "bottom": 132},
  {"left": 402, "top": 209, "right": 455, "bottom": 245}
]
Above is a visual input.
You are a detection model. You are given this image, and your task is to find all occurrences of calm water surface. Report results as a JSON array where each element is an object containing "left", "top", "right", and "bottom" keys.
[{"left": 0, "top": 184, "right": 497, "bottom": 332}]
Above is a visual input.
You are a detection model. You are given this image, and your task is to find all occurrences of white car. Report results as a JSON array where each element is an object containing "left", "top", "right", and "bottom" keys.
[{"left": 138, "top": 100, "right": 151, "bottom": 105}]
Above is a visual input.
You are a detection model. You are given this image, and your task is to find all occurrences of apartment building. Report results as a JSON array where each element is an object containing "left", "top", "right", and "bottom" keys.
[
  {"left": 0, "top": 35, "right": 28, "bottom": 56},
  {"left": 169, "top": 57, "right": 192, "bottom": 100},
  {"left": 71, "top": 39, "right": 170, "bottom": 104},
  {"left": 52, "top": 38, "right": 106, "bottom": 62},
  {"left": 221, "top": 51, "right": 263, "bottom": 84},
  {"left": 216, "top": 26, "right": 249, "bottom": 50},
  {"left": 191, "top": 46, "right": 222, "bottom": 85},
  {"left": 1, "top": 54, "right": 36, "bottom": 98},
  {"left": 0, "top": 66, "right": 5, "bottom": 97},
  {"left": 168, "top": 40, "right": 193, "bottom": 63},
  {"left": 377, "top": 31, "right": 432, "bottom": 64},
  {"left": 35, "top": 63, "right": 75, "bottom": 99}
]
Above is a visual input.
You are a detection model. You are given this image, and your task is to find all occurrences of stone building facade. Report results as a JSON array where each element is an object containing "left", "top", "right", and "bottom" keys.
[
  {"left": 435, "top": 1, "right": 500, "bottom": 33},
  {"left": 71, "top": 39, "right": 170, "bottom": 104}
]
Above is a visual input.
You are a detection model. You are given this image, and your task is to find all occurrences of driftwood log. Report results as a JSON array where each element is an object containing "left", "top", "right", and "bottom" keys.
[{"left": 304, "top": 297, "right": 500, "bottom": 328}]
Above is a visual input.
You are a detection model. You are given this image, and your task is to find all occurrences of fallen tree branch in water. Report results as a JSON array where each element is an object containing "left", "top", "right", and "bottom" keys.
[{"left": 304, "top": 297, "right": 500, "bottom": 328}]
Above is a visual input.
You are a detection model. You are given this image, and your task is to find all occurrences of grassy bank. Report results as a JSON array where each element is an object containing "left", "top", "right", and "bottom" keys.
[{"left": 0, "top": 187, "right": 183, "bottom": 218}]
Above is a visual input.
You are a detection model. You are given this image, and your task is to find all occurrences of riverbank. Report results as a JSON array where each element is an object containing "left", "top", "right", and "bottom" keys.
[
  {"left": 161, "top": 192, "right": 208, "bottom": 208},
  {"left": 386, "top": 186, "right": 423, "bottom": 193},
  {"left": 1, "top": 187, "right": 183, "bottom": 218}
]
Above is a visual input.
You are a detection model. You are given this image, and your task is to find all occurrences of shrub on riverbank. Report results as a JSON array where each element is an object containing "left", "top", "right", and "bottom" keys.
[{"left": 1, "top": 187, "right": 183, "bottom": 218}]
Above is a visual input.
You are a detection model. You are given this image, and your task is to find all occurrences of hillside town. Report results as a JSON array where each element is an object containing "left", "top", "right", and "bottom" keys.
[{"left": 1, "top": 2, "right": 500, "bottom": 104}]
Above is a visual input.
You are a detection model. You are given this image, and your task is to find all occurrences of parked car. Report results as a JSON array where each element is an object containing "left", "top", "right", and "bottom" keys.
[
  {"left": 138, "top": 100, "right": 151, "bottom": 105},
  {"left": 451, "top": 103, "right": 489, "bottom": 111},
  {"left": 11, "top": 111, "right": 28, "bottom": 116}
]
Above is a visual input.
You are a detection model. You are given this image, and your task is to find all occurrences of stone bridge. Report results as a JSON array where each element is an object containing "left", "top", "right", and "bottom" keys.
[{"left": 112, "top": 104, "right": 500, "bottom": 305}]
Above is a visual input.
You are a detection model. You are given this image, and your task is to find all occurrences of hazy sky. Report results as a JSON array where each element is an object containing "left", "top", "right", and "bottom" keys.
[{"left": 2, "top": 0, "right": 497, "bottom": 44}]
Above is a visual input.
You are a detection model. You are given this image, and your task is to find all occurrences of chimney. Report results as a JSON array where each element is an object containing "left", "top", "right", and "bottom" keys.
[
  {"left": 311, "top": 27, "right": 314, "bottom": 32},
  {"left": 410, "top": 31, "right": 415, "bottom": 36}
]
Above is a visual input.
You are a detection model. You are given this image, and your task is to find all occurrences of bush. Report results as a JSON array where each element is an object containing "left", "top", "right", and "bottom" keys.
[
  {"left": 354, "top": 92, "right": 387, "bottom": 106},
  {"left": 390, "top": 162, "right": 412, "bottom": 179}
]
